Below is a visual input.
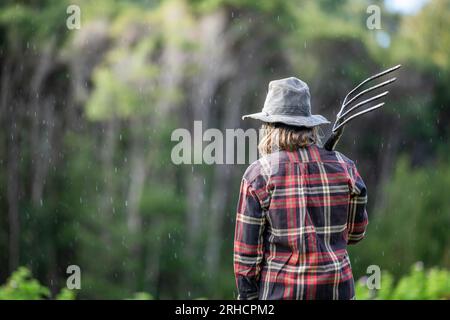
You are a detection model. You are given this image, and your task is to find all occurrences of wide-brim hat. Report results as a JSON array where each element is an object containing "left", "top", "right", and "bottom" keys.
[{"left": 242, "top": 77, "right": 330, "bottom": 128}]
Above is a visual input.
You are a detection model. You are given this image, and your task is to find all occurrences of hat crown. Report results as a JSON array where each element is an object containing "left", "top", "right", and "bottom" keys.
[
  {"left": 241, "top": 76, "right": 330, "bottom": 128},
  {"left": 263, "top": 77, "right": 312, "bottom": 117}
]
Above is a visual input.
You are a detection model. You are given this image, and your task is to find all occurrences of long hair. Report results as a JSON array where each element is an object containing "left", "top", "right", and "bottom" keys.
[{"left": 258, "top": 122, "right": 322, "bottom": 156}]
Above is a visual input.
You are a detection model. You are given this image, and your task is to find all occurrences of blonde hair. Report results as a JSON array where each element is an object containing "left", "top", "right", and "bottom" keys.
[{"left": 258, "top": 123, "right": 321, "bottom": 156}]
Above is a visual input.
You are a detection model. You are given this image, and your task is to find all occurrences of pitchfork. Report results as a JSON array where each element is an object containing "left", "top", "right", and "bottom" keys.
[{"left": 324, "top": 65, "right": 401, "bottom": 151}]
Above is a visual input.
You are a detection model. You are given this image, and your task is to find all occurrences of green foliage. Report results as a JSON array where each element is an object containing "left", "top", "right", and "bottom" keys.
[
  {"left": 0, "top": 268, "right": 154, "bottom": 300},
  {"left": 56, "top": 288, "right": 77, "bottom": 300},
  {"left": 0, "top": 0, "right": 70, "bottom": 48},
  {"left": 0, "top": 267, "right": 50, "bottom": 300},
  {"left": 350, "top": 157, "right": 450, "bottom": 278},
  {"left": 85, "top": 3, "right": 183, "bottom": 121},
  {"left": 188, "top": 0, "right": 293, "bottom": 17},
  {"left": 5, "top": 265, "right": 448, "bottom": 300},
  {"left": 393, "top": 0, "right": 450, "bottom": 73},
  {"left": 128, "top": 292, "right": 154, "bottom": 300},
  {"left": 356, "top": 263, "right": 450, "bottom": 300}
]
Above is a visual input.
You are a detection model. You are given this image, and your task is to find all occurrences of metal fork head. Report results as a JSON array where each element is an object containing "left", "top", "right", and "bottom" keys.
[{"left": 332, "top": 64, "right": 401, "bottom": 132}]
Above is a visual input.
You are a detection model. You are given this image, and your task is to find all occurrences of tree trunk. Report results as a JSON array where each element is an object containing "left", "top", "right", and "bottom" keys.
[
  {"left": 125, "top": 118, "right": 148, "bottom": 291},
  {"left": 7, "top": 104, "right": 21, "bottom": 272}
]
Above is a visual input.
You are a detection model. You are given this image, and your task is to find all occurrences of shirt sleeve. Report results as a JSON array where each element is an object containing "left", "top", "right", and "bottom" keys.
[
  {"left": 233, "top": 178, "right": 266, "bottom": 300},
  {"left": 347, "top": 163, "right": 369, "bottom": 245}
]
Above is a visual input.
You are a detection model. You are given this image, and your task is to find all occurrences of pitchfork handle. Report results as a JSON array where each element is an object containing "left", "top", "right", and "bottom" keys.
[{"left": 324, "top": 128, "right": 344, "bottom": 151}]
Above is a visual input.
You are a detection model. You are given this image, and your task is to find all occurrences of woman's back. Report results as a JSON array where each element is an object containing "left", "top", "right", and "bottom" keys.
[{"left": 234, "top": 145, "right": 368, "bottom": 300}]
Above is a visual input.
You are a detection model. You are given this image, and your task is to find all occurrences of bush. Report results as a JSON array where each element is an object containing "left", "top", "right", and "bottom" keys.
[
  {"left": 356, "top": 262, "right": 450, "bottom": 300},
  {"left": 0, "top": 267, "right": 51, "bottom": 300},
  {"left": 0, "top": 267, "right": 77, "bottom": 300},
  {"left": 0, "top": 267, "right": 154, "bottom": 300}
]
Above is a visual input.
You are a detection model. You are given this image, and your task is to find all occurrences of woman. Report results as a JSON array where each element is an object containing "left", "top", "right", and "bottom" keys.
[{"left": 234, "top": 77, "right": 368, "bottom": 300}]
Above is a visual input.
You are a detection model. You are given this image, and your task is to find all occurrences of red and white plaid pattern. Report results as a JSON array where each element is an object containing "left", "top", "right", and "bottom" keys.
[{"left": 234, "top": 145, "right": 368, "bottom": 300}]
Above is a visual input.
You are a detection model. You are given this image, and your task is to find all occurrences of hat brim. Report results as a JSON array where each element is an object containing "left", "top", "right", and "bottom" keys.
[{"left": 242, "top": 112, "right": 330, "bottom": 128}]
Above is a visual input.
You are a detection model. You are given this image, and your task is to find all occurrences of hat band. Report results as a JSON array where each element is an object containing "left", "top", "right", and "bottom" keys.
[{"left": 263, "top": 105, "right": 312, "bottom": 117}]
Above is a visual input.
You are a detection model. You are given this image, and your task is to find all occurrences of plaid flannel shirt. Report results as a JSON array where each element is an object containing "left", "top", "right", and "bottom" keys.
[{"left": 234, "top": 145, "right": 368, "bottom": 300}]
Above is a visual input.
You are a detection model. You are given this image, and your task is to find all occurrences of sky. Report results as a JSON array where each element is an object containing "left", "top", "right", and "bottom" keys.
[{"left": 384, "top": 0, "right": 430, "bottom": 15}]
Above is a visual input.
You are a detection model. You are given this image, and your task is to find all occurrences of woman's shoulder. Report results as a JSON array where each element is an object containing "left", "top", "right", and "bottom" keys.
[
  {"left": 316, "top": 146, "right": 356, "bottom": 166},
  {"left": 242, "top": 159, "right": 264, "bottom": 183},
  {"left": 242, "top": 151, "right": 290, "bottom": 183}
]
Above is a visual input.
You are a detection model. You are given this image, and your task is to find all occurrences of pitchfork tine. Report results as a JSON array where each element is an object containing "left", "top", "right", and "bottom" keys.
[
  {"left": 324, "top": 64, "right": 401, "bottom": 151},
  {"left": 333, "top": 103, "right": 385, "bottom": 132},
  {"left": 333, "top": 91, "right": 389, "bottom": 131},
  {"left": 340, "top": 64, "right": 401, "bottom": 115},
  {"left": 343, "top": 78, "right": 396, "bottom": 109}
]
